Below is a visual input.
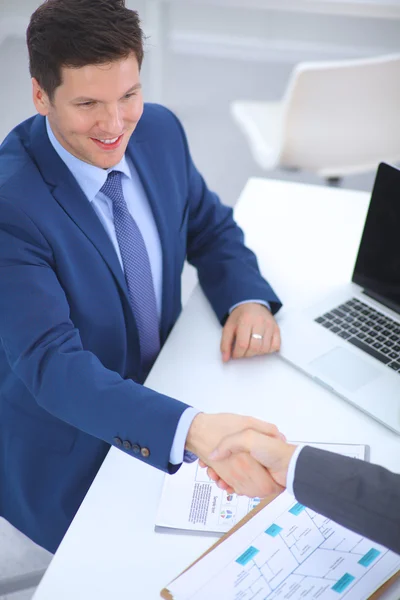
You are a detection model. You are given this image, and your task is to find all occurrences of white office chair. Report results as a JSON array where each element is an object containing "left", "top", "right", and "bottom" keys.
[{"left": 231, "top": 54, "right": 400, "bottom": 184}]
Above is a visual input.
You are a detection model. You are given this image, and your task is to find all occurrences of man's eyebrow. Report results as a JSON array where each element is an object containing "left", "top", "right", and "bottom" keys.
[
  {"left": 122, "top": 83, "right": 142, "bottom": 96},
  {"left": 72, "top": 83, "right": 142, "bottom": 103}
]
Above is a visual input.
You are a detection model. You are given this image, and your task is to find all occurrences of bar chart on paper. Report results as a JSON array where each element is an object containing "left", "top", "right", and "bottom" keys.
[{"left": 165, "top": 491, "right": 400, "bottom": 600}]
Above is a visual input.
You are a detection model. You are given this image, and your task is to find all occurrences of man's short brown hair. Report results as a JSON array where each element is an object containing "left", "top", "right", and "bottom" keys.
[{"left": 27, "top": 0, "right": 144, "bottom": 101}]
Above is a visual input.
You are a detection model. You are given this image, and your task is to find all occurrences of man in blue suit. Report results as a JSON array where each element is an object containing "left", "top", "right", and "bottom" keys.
[{"left": 0, "top": 0, "right": 282, "bottom": 553}]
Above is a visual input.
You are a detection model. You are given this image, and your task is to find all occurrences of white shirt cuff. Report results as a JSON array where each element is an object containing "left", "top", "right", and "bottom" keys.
[
  {"left": 169, "top": 407, "right": 201, "bottom": 465},
  {"left": 229, "top": 300, "right": 271, "bottom": 314},
  {"left": 286, "top": 445, "right": 305, "bottom": 496}
]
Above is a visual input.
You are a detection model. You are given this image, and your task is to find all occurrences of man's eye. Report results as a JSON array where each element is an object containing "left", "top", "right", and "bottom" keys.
[
  {"left": 79, "top": 101, "right": 95, "bottom": 107},
  {"left": 124, "top": 93, "right": 136, "bottom": 99}
]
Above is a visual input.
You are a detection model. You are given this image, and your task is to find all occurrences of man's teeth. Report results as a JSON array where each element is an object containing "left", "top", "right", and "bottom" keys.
[{"left": 98, "top": 136, "right": 120, "bottom": 144}]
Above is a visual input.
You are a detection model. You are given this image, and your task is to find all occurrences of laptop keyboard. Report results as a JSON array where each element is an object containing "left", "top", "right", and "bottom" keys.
[{"left": 315, "top": 297, "right": 400, "bottom": 372}]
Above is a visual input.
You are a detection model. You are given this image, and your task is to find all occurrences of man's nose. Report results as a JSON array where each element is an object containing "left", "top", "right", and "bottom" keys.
[{"left": 98, "top": 105, "right": 123, "bottom": 134}]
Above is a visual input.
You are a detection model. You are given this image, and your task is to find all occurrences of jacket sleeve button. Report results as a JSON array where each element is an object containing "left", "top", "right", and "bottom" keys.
[
  {"left": 123, "top": 440, "right": 132, "bottom": 451},
  {"left": 132, "top": 444, "right": 141, "bottom": 454},
  {"left": 113, "top": 437, "right": 123, "bottom": 447},
  {"left": 141, "top": 447, "right": 150, "bottom": 458}
]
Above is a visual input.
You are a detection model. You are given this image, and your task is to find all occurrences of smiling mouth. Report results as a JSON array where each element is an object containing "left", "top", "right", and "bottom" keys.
[{"left": 91, "top": 134, "right": 124, "bottom": 150}]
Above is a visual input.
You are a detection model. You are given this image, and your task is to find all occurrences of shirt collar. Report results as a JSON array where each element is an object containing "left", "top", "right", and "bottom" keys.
[{"left": 45, "top": 117, "right": 131, "bottom": 202}]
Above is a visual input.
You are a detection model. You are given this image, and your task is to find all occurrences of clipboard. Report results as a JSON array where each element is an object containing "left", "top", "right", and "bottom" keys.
[{"left": 161, "top": 491, "right": 400, "bottom": 600}]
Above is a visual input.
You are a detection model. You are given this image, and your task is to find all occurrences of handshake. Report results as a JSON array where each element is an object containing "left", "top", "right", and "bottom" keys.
[{"left": 185, "top": 413, "right": 297, "bottom": 498}]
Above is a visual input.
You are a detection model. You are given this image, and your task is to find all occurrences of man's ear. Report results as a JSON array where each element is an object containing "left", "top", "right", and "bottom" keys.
[{"left": 32, "top": 78, "right": 51, "bottom": 116}]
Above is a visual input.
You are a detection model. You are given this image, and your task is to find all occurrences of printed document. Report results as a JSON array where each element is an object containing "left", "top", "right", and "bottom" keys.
[{"left": 156, "top": 443, "right": 366, "bottom": 534}]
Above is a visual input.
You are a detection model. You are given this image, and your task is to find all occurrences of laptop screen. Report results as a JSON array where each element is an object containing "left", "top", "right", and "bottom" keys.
[{"left": 353, "top": 162, "right": 400, "bottom": 314}]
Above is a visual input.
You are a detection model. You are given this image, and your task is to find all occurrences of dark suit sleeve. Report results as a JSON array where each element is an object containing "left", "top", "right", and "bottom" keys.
[
  {"left": 0, "top": 198, "right": 189, "bottom": 474},
  {"left": 293, "top": 446, "right": 400, "bottom": 554},
  {"left": 170, "top": 112, "right": 282, "bottom": 323}
]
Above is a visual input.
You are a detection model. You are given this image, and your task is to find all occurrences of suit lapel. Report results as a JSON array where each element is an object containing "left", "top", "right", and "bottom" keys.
[
  {"left": 29, "top": 115, "right": 176, "bottom": 346},
  {"left": 29, "top": 116, "right": 131, "bottom": 309}
]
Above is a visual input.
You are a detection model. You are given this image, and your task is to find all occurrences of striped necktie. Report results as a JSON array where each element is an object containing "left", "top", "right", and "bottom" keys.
[{"left": 100, "top": 170, "right": 160, "bottom": 373}]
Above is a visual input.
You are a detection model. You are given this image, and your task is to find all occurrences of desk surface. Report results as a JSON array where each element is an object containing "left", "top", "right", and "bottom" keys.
[{"left": 33, "top": 178, "right": 400, "bottom": 600}]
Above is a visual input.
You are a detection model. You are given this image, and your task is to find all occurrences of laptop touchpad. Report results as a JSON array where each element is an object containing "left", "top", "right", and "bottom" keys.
[{"left": 310, "top": 347, "right": 381, "bottom": 393}]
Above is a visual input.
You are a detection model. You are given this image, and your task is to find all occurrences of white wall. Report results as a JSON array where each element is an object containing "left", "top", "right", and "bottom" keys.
[
  {"left": 2, "top": 1, "right": 399, "bottom": 67},
  {"left": 4, "top": 0, "right": 396, "bottom": 61},
  {"left": 166, "top": 3, "right": 400, "bottom": 60},
  {"left": 136, "top": 1, "right": 400, "bottom": 65},
  {"left": 0, "top": 0, "right": 399, "bottom": 140}
]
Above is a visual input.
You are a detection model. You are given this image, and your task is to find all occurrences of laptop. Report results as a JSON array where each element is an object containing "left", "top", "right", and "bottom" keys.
[{"left": 278, "top": 162, "right": 400, "bottom": 435}]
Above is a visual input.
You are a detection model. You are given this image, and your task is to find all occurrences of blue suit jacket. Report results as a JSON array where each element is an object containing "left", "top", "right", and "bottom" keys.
[{"left": 0, "top": 104, "right": 281, "bottom": 553}]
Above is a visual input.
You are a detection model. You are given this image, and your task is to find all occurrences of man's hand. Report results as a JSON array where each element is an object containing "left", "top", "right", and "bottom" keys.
[
  {"left": 221, "top": 303, "right": 281, "bottom": 363},
  {"left": 209, "top": 429, "right": 297, "bottom": 488},
  {"left": 186, "top": 414, "right": 285, "bottom": 497}
]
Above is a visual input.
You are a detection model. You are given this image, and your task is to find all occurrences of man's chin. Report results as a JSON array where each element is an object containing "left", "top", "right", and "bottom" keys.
[
  {"left": 90, "top": 151, "right": 126, "bottom": 170},
  {"left": 100, "top": 145, "right": 132, "bottom": 169}
]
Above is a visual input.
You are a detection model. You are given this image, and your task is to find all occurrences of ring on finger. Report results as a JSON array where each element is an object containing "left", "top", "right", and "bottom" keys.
[{"left": 251, "top": 333, "right": 263, "bottom": 341}]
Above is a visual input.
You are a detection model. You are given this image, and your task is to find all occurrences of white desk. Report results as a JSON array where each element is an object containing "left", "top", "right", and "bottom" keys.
[{"left": 33, "top": 178, "right": 400, "bottom": 600}]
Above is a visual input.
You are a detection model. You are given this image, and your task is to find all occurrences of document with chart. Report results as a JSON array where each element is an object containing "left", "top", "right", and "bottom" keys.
[
  {"left": 162, "top": 489, "right": 400, "bottom": 600},
  {"left": 155, "top": 443, "right": 366, "bottom": 534}
]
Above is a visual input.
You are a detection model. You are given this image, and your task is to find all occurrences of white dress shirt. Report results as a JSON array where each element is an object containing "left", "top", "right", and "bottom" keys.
[{"left": 286, "top": 445, "right": 305, "bottom": 496}]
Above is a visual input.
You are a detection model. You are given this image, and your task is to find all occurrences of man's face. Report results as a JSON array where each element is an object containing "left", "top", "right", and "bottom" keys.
[{"left": 33, "top": 53, "right": 143, "bottom": 169}]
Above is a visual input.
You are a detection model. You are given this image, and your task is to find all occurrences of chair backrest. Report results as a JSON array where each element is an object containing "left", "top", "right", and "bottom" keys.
[{"left": 279, "top": 54, "right": 400, "bottom": 177}]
